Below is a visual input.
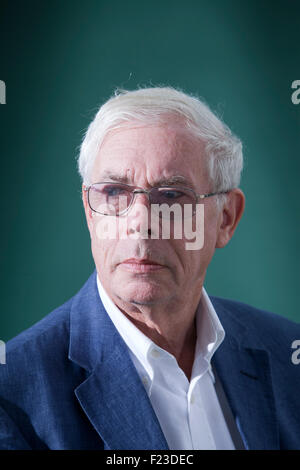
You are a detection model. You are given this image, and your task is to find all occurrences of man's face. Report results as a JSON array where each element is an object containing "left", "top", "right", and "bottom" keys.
[{"left": 83, "top": 120, "right": 223, "bottom": 309}]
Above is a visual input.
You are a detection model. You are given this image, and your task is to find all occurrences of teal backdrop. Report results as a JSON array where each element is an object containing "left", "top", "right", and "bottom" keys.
[{"left": 0, "top": 0, "right": 299, "bottom": 341}]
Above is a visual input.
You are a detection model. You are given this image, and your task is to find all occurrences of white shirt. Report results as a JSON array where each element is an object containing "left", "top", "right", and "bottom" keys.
[{"left": 97, "top": 276, "right": 235, "bottom": 450}]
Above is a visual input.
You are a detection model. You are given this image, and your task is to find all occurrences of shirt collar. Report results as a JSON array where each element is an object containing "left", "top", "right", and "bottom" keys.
[
  {"left": 97, "top": 276, "right": 225, "bottom": 382},
  {"left": 191, "top": 287, "right": 225, "bottom": 382}
]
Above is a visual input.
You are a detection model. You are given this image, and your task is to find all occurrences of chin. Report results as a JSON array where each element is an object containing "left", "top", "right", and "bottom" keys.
[{"left": 115, "top": 278, "right": 169, "bottom": 306}]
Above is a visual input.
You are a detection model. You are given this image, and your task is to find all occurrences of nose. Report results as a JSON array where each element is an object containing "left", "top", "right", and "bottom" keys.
[
  {"left": 131, "top": 189, "right": 151, "bottom": 205},
  {"left": 131, "top": 190, "right": 152, "bottom": 209},
  {"left": 127, "top": 191, "right": 153, "bottom": 238}
]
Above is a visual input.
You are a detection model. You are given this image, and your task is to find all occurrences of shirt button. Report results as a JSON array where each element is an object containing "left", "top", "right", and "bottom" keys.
[
  {"left": 190, "top": 394, "right": 195, "bottom": 404},
  {"left": 151, "top": 349, "right": 161, "bottom": 358},
  {"left": 142, "top": 376, "right": 149, "bottom": 386}
]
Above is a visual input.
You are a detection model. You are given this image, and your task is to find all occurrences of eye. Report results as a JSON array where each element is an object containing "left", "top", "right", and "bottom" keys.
[
  {"left": 103, "top": 185, "right": 127, "bottom": 197},
  {"left": 160, "top": 190, "right": 185, "bottom": 199}
]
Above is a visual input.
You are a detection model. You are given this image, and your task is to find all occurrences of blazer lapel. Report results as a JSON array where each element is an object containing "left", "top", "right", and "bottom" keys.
[
  {"left": 211, "top": 298, "right": 279, "bottom": 450},
  {"left": 68, "top": 271, "right": 168, "bottom": 450}
]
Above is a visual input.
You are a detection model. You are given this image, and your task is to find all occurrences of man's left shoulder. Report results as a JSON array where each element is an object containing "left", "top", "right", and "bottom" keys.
[{"left": 210, "top": 295, "right": 300, "bottom": 350}]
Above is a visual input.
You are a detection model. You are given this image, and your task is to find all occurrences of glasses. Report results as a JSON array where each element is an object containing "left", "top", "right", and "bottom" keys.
[{"left": 83, "top": 182, "right": 229, "bottom": 217}]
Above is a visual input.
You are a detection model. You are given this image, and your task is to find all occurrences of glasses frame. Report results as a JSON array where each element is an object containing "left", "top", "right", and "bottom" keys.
[{"left": 83, "top": 181, "right": 230, "bottom": 216}]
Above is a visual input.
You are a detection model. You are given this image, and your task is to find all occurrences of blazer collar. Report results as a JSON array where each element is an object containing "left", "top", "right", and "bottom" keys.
[{"left": 68, "top": 270, "right": 168, "bottom": 450}]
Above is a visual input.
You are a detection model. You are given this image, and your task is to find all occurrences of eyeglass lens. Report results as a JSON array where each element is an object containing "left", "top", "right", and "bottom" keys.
[{"left": 88, "top": 183, "right": 196, "bottom": 215}]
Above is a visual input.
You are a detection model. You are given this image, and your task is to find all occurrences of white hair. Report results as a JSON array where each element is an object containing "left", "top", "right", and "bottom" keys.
[{"left": 78, "top": 87, "right": 243, "bottom": 199}]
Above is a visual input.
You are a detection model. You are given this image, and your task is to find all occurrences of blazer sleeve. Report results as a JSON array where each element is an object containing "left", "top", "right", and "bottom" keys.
[{"left": 0, "top": 405, "right": 32, "bottom": 450}]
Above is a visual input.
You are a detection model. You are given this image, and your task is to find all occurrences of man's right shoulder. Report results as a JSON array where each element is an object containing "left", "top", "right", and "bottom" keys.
[
  {"left": 2, "top": 296, "right": 74, "bottom": 372},
  {"left": 1, "top": 271, "right": 98, "bottom": 387}
]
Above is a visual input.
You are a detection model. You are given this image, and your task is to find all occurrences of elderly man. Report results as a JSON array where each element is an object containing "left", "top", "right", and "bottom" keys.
[{"left": 0, "top": 87, "right": 299, "bottom": 450}]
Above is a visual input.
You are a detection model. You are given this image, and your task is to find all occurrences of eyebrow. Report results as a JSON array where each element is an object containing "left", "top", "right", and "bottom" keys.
[{"left": 99, "top": 172, "right": 194, "bottom": 188}]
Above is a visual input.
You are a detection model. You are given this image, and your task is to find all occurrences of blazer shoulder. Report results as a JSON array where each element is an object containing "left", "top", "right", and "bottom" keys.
[
  {"left": 6, "top": 296, "right": 73, "bottom": 355},
  {"left": 0, "top": 295, "right": 81, "bottom": 408},
  {"left": 0, "top": 294, "right": 87, "bottom": 450},
  {"left": 210, "top": 295, "right": 300, "bottom": 348}
]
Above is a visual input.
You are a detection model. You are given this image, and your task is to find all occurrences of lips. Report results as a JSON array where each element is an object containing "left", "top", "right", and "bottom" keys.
[{"left": 119, "top": 258, "right": 165, "bottom": 273}]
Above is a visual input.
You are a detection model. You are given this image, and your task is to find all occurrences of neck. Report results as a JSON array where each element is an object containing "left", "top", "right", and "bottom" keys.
[{"left": 111, "top": 290, "right": 202, "bottom": 381}]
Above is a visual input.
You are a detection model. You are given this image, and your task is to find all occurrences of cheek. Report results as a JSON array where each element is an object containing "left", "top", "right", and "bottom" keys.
[
  {"left": 89, "top": 216, "right": 133, "bottom": 272},
  {"left": 90, "top": 216, "right": 115, "bottom": 268},
  {"left": 201, "top": 203, "right": 220, "bottom": 246},
  {"left": 172, "top": 212, "right": 218, "bottom": 277},
  {"left": 91, "top": 236, "right": 107, "bottom": 267}
]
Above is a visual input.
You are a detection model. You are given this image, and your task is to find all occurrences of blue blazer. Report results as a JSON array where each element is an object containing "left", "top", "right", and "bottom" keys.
[{"left": 0, "top": 270, "right": 299, "bottom": 450}]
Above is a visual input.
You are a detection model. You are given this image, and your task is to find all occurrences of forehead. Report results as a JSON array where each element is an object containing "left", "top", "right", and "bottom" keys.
[{"left": 92, "top": 121, "right": 208, "bottom": 186}]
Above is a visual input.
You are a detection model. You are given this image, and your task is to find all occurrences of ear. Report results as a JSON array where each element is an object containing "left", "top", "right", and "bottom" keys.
[
  {"left": 82, "top": 184, "right": 94, "bottom": 235},
  {"left": 215, "top": 189, "right": 245, "bottom": 248}
]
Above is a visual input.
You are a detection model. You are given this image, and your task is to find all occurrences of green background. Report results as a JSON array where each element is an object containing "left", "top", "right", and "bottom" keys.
[{"left": 1, "top": 0, "right": 299, "bottom": 342}]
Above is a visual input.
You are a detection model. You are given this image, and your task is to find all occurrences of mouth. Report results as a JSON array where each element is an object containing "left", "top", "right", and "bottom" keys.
[{"left": 118, "top": 258, "right": 166, "bottom": 273}]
